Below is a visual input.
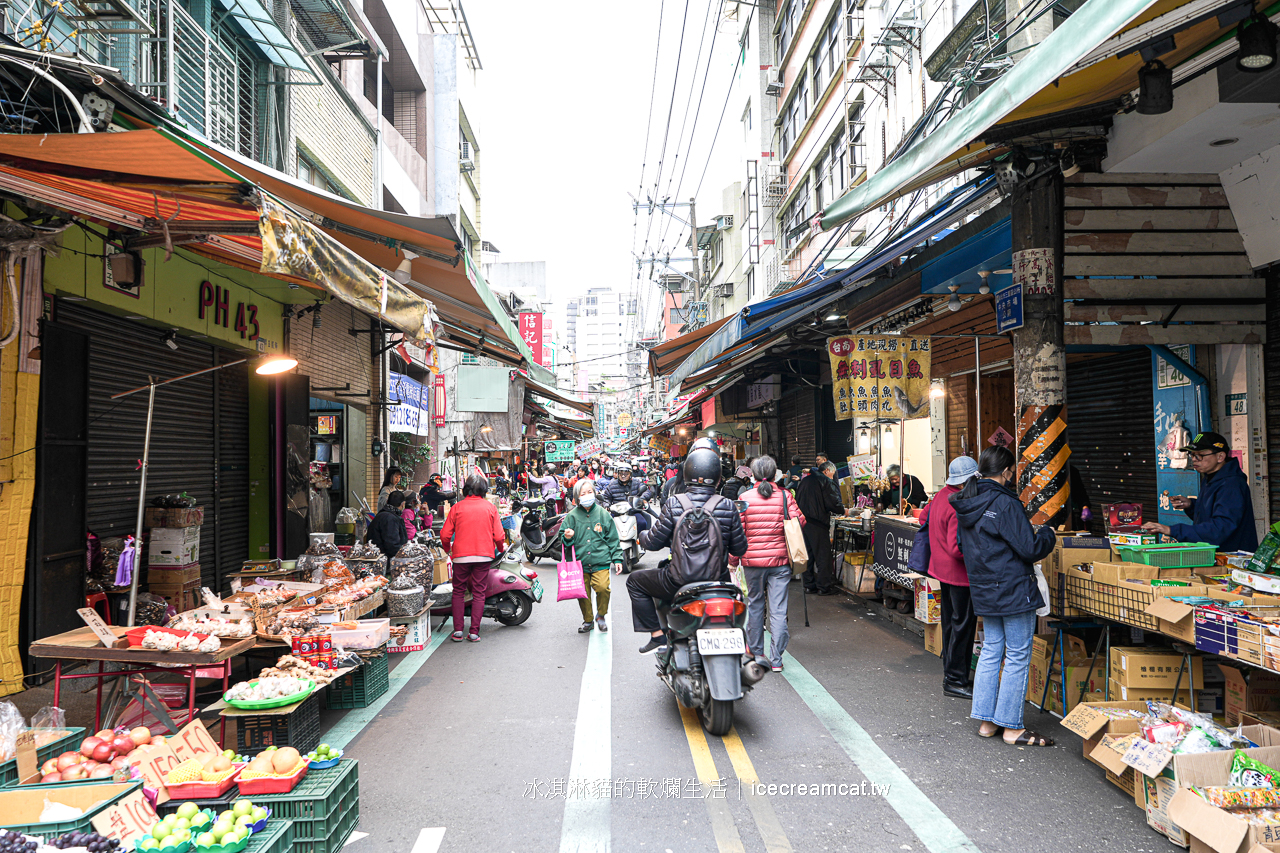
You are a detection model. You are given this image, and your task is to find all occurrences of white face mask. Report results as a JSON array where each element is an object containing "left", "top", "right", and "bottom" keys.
[{"left": 579, "top": 494, "right": 596, "bottom": 508}]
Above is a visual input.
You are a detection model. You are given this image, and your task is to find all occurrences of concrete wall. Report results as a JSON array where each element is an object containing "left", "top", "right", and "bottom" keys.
[
  {"left": 290, "top": 65, "right": 377, "bottom": 205},
  {"left": 484, "top": 261, "right": 548, "bottom": 300}
]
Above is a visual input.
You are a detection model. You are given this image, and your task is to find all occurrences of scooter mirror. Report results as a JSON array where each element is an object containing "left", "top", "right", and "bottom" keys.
[{"left": 733, "top": 500, "right": 748, "bottom": 513}]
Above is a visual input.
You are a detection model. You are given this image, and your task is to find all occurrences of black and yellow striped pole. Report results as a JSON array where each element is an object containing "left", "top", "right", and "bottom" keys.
[{"left": 1010, "top": 168, "right": 1070, "bottom": 527}]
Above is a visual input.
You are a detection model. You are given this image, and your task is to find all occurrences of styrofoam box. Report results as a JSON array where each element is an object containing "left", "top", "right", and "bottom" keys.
[
  {"left": 149, "top": 540, "right": 200, "bottom": 566},
  {"left": 330, "top": 618, "right": 390, "bottom": 651},
  {"left": 388, "top": 611, "right": 432, "bottom": 653}
]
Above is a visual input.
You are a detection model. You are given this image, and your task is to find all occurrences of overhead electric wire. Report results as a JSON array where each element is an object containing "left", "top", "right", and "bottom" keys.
[{"left": 639, "top": 0, "right": 693, "bottom": 260}]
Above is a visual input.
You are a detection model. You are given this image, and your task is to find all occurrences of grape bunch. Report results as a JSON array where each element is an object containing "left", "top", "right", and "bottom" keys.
[
  {"left": 48, "top": 830, "right": 120, "bottom": 850},
  {"left": 0, "top": 830, "right": 36, "bottom": 852}
]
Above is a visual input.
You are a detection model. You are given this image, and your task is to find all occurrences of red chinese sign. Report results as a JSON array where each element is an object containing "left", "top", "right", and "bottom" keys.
[{"left": 519, "top": 313, "right": 544, "bottom": 366}]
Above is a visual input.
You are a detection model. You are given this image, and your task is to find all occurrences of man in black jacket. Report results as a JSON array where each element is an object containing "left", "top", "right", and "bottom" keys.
[
  {"left": 628, "top": 448, "right": 748, "bottom": 653},
  {"left": 368, "top": 490, "right": 409, "bottom": 568},
  {"left": 601, "top": 462, "right": 656, "bottom": 537},
  {"left": 795, "top": 462, "right": 846, "bottom": 595}
]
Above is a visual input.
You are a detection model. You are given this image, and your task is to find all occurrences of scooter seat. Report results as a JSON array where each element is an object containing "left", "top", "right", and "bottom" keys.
[{"left": 673, "top": 580, "right": 741, "bottom": 602}]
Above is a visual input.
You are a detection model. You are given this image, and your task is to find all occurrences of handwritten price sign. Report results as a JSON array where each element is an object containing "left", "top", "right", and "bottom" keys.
[
  {"left": 134, "top": 743, "right": 182, "bottom": 804},
  {"left": 91, "top": 788, "right": 157, "bottom": 846},
  {"left": 169, "top": 719, "right": 220, "bottom": 764}
]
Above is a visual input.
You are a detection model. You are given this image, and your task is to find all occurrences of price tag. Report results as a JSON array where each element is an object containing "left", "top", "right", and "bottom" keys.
[
  {"left": 170, "top": 718, "right": 220, "bottom": 764},
  {"left": 1122, "top": 737, "right": 1174, "bottom": 778},
  {"left": 77, "top": 607, "right": 120, "bottom": 648},
  {"left": 133, "top": 742, "right": 182, "bottom": 804},
  {"left": 15, "top": 730, "right": 36, "bottom": 783},
  {"left": 91, "top": 788, "right": 158, "bottom": 846}
]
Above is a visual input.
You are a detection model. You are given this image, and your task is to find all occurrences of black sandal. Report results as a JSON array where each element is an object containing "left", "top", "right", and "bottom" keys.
[
  {"left": 1005, "top": 730, "right": 1054, "bottom": 747},
  {"left": 578, "top": 621, "right": 594, "bottom": 633}
]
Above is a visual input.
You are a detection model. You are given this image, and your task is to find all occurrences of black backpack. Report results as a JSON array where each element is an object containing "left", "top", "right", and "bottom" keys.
[{"left": 669, "top": 493, "right": 728, "bottom": 585}]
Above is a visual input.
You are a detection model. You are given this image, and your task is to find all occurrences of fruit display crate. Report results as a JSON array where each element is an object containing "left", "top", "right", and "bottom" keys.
[
  {"left": 244, "top": 817, "right": 294, "bottom": 853},
  {"left": 249, "top": 760, "right": 358, "bottom": 846},
  {"left": 0, "top": 727, "right": 86, "bottom": 788},
  {"left": 0, "top": 780, "right": 141, "bottom": 835},
  {"left": 291, "top": 798, "right": 359, "bottom": 853},
  {"left": 235, "top": 694, "right": 321, "bottom": 756},
  {"left": 325, "top": 653, "right": 388, "bottom": 709}
]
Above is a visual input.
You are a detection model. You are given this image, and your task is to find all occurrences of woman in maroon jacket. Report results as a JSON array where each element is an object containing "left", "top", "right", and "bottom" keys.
[
  {"left": 926, "top": 456, "right": 981, "bottom": 698},
  {"left": 440, "top": 474, "right": 506, "bottom": 642},
  {"left": 730, "top": 456, "right": 804, "bottom": 672}
]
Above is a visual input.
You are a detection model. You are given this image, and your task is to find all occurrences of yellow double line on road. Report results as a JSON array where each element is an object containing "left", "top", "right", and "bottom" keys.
[{"left": 679, "top": 706, "right": 793, "bottom": 853}]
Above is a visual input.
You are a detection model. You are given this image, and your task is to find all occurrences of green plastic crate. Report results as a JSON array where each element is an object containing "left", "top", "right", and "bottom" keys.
[
  {"left": 1113, "top": 542, "right": 1217, "bottom": 569},
  {"left": 0, "top": 727, "right": 85, "bottom": 787},
  {"left": 251, "top": 760, "right": 358, "bottom": 832},
  {"left": 326, "top": 654, "right": 389, "bottom": 709},
  {"left": 244, "top": 818, "right": 294, "bottom": 853},
  {"left": 291, "top": 798, "right": 359, "bottom": 853},
  {"left": 0, "top": 780, "right": 141, "bottom": 836}
]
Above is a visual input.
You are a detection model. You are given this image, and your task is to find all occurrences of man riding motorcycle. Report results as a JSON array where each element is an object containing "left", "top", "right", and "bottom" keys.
[
  {"left": 627, "top": 447, "right": 748, "bottom": 654},
  {"left": 599, "top": 461, "right": 656, "bottom": 534}
]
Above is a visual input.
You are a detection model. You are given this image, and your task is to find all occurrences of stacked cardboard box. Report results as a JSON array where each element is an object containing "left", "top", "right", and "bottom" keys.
[
  {"left": 1222, "top": 664, "right": 1280, "bottom": 726},
  {"left": 913, "top": 577, "right": 940, "bottom": 624},
  {"left": 148, "top": 526, "right": 201, "bottom": 566},
  {"left": 1108, "top": 647, "right": 1204, "bottom": 704},
  {"left": 1043, "top": 533, "right": 1111, "bottom": 618},
  {"left": 1027, "top": 633, "right": 1102, "bottom": 715}
]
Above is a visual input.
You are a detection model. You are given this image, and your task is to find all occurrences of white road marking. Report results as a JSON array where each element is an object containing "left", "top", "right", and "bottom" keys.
[
  {"left": 559, "top": 611, "right": 613, "bottom": 853},
  {"left": 342, "top": 831, "right": 368, "bottom": 847},
  {"left": 408, "top": 827, "right": 446, "bottom": 853}
]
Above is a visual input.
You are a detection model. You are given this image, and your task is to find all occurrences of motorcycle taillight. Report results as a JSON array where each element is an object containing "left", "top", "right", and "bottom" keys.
[
  {"left": 703, "top": 598, "right": 742, "bottom": 617},
  {"left": 678, "top": 600, "right": 706, "bottom": 617}
]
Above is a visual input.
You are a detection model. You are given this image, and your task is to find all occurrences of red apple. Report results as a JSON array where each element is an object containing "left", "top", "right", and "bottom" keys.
[
  {"left": 39, "top": 771, "right": 62, "bottom": 783},
  {"left": 129, "top": 727, "right": 152, "bottom": 746},
  {"left": 89, "top": 765, "right": 114, "bottom": 779},
  {"left": 91, "top": 743, "right": 114, "bottom": 763},
  {"left": 56, "top": 752, "right": 83, "bottom": 772},
  {"left": 79, "top": 736, "right": 104, "bottom": 758},
  {"left": 110, "top": 756, "right": 130, "bottom": 771},
  {"left": 61, "top": 765, "right": 88, "bottom": 780},
  {"left": 94, "top": 729, "right": 115, "bottom": 741},
  {"left": 40, "top": 758, "right": 59, "bottom": 776},
  {"left": 83, "top": 760, "right": 100, "bottom": 771},
  {"left": 112, "top": 736, "right": 136, "bottom": 756}
]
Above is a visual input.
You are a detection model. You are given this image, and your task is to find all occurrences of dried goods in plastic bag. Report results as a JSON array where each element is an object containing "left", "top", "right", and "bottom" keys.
[{"left": 1231, "top": 750, "right": 1280, "bottom": 789}]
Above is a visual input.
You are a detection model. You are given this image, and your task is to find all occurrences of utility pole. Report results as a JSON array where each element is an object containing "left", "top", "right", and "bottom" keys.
[{"left": 688, "top": 197, "right": 701, "bottom": 303}]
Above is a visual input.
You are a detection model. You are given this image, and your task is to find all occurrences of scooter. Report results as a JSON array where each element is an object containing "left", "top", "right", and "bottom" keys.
[
  {"left": 428, "top": 543, "right": 543, "bottom": 627},
  {"left": 518, "top": 496, "right": 565, "bottom": 563},
  {"left": 609, "top": 496, "right": 658, "bottom": 574},
  {"left": 655, "top": 580, "right": 770, "bottom": 736}
]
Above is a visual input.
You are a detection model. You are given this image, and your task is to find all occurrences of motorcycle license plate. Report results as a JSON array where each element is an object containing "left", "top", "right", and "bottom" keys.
[
  {"left": 530, "top": 579, "right": 544, "bottom": 602},
  {"left": 696, "top": 628, "right": 745, "bottom": 655}
]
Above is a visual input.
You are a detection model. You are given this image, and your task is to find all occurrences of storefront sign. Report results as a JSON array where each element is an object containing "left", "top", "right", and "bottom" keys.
[
  {"left": 747, "top": 374, "right": 781, "bottom": 409},
  {"left": 519, "top": 313, "right": 544, "bottom": 366},
  {"left": 649, "top": 435, "right": 673, "bottom": 454},
  {"left": 545, "top": 440, "right": 576, "bottom": 462},
  {"left": 1227, "top": 393, "right": 1248, "bottom": 416},
  {"left": 994, "top": 283, "right": 1023, "bottom": 333},
  {"left": 198, "top": 281, "right": 260, "bottom": 340},
  {"left": 827, "top": 335, "right": 931, "bottom": 421},
  {"left": 988, "top": 426, "right": 1014, "bottom": 448},
  {"left": 618, "top": 413, "right": 632, "bottom": 428},
  {"left": 871, "top": 516, "right": 917, "bottom": 582},
  {"left": 846, "top": 454, "right": 877, "bottom": 479},
  {"left": 1012, "top": 247, "right": 1055, "bottom": 295},
  {"left": 389, "top": 372, "right": 429, "bottom": 436}
]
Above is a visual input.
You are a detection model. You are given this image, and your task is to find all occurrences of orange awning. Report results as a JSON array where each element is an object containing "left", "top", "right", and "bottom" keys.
[{"left": 648, "top": 317, "right": 732, "bottom": 377}]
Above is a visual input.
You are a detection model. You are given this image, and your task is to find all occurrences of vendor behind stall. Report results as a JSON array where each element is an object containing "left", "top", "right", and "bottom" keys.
[
  {"left": 879, "top": 464, "right": 928, "bottom": 513},
  {"left": 1142, "top": 432, "right": 1258, "bottom": 551}
]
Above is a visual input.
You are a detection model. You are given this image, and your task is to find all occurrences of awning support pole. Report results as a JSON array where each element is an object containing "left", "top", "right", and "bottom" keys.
[{"left": 975, "top": 335, "right": 982, "bottom": 452}]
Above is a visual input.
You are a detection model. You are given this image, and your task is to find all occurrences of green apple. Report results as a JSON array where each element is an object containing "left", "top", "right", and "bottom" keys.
[
  {"left": 232, "top": 801, "right": 253, "bottom": 818},
  {"left": 318, "top": 743, "right": 330, "bottom": 754},
  {"left": 192, "top": 812, "right": 210, "bottom": 827},
  {"left": 138, "top": 840, "right": 160, "bottom": 852},
  {"left": 250, "top": 806, "right": 267, "bottom": 821},
  {"left": 196, "top": 832, "right": 216, "bottom": 847},
  {"left": 235, "top": 827, "right": 251, "bottom": 842},
  {"left": 174, "top": 818, "right": 191, "bottom": 831},
  {"left": 211, "top": 820, "right": 233, "bottom": 840},
  {"left": 151, "top": 824, "right": 171, "bottom": 841},
  {"left": 176, "top": 802, "right": 199, "bottom": 820},
  {"left": 235, "top": 815, "right": 253, "bottom": 827},
  {"left": 160, "top": 837, "right": 181, "bottom": 850},
  {"left": 222, "top": 748, "right": 235, "bottom": 758},
  {"left": 218, "top": 810, "right": 235, "bottom": 823}
]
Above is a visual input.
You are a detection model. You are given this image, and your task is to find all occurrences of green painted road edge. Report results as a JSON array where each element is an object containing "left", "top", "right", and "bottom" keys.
[
  {"left": 780, "top": 648, "right": 983, "bottom": 853},
  {"left": 323, "top": 621, "right": 452, "bottom": 750}
]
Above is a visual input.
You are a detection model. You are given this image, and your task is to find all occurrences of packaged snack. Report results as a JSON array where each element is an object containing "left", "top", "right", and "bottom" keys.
[
  {"left": 1231, "top": 750, "right": 1280, "bottom": 789},
  {"left": 1193, "top": 786, "right": 1280, "bottom": 808}
]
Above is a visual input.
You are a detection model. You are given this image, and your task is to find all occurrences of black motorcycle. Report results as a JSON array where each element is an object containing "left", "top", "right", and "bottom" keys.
[
  {"left": 656, "top": 580, "right": 770, "bottom": 735},
  {"left": 518, "top": 496, "right": 565, "bottom": 563}
]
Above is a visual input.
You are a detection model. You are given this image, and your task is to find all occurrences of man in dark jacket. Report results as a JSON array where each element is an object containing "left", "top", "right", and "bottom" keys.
[
  {"left": 419, "top": 474, "right": 451, "bottom": 515},
  {"left": 795, "top": 462, "right": 845, "bottom": 595},
  {"left": 368, "top": 490, "right": 409, "bottom": 566},
  {"left": 627, "top": 448, "right": 748, "bottom": 653},
  {"left": 600, "top": 462, "right": 656, "bottom": 535},
  {"left": 721, "top": 465, "right": 752, "bottom": 500},
  {"left": 1143, "top": 432, "right": 1259, "bottom": 551}
]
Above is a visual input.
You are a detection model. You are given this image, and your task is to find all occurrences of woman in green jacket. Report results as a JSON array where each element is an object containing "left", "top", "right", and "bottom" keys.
[{"left": 562, "top": 478, "right": 622, "bottom": 633}]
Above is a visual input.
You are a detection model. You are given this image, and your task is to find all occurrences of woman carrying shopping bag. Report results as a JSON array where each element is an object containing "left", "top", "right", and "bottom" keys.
[{"left": 561, "top": 479, "right": 622, "bottom": 634}]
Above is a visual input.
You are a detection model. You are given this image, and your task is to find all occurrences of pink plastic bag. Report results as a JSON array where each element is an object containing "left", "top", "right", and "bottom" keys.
[{"left": 556, "top": 546, "right": 587, "bottom": 602}]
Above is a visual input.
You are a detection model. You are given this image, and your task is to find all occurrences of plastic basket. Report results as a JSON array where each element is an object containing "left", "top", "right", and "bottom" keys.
[
  {"left": 0, "top": 780, "right": 141, "bottom": 835},
  {"left": 165, "top": 765, "right": 244, "bottom": 800},
  {"left": 236, "top": 760, "right": 309, "bottom": 796},
  {"left": 1113, "top": 543, "right": 1218, "bottom": 568},
  {"left": 0, "top": 727, "right": 84, "bottom": 787},
  {"left": 224, "top": 679, "right": 315, "bottom": 711},
  {"left": 290, "top": 798, "right": 359, "bottom": 853},
  {"left": 251, "top": 761, "right": 358, "bottom": 846},
  {"left": 325, "top": 654, "right": 389, "bottom": 709},
  {"left": 235, "top": 694, "right": 320, "bottom": 756}
]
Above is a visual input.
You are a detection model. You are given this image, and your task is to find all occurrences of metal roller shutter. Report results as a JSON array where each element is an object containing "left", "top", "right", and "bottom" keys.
[
  {"left": 1268, "top": 279, "right": 1280, "bottom": 523},
  {"left": 56, "top": 302, "right": 248, "bottom": 591},
  {"left": 780, "top": 386, "right": 816, "bottom": 463},
  {"left": 1065, "top": 350, "right": 1158, "bottom": 531}
]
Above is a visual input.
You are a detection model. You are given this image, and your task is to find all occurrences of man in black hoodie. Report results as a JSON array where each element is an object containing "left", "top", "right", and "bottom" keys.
[
  {"left": 795, "top": 462, "right": 845, "bottom": 595},
  {"left": 369, "top": 490, "right": 409, "bottom": 568},
  {"left": 628, "top": 448, "right": 748, "bottom": 653}
]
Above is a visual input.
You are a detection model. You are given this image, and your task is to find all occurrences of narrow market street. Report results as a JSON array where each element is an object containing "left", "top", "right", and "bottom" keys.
[{"left": 335, "top": 549, "right": 1159, "bottom": 853}]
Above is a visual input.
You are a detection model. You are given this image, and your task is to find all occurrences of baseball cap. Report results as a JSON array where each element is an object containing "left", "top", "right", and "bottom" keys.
[
  {"left": 1180, "top": 431, "right": 1228, "bottom": 453},
  {"left": 945, "top": 456, "right": 980, "bottom": 486}
]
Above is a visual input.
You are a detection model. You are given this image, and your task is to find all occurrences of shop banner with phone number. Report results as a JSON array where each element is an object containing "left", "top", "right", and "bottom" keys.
[{"left": 827, "top": 335, "right": 931, "bottom": 421}]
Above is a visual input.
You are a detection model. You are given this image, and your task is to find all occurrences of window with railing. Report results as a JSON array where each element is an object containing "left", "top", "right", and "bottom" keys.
[
  {"left": 780, "top": 76, "right": 807, "bottom": 156},
  {"left": 782, "top": 180, "right": 810, "bottom": 255},
  {"left": 775, "top": 0, "right": 797, "bottom": 62},
  {"left": 813, "top": 12, "right": 841, "bottom": 94},
  {"left": 814, "top": 149, "right": 829, "bottom": 210}
]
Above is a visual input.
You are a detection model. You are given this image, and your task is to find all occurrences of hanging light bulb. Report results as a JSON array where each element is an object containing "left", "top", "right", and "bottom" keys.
[
  {"left": 1238, "top": 12, "right": 1279, "bottom": 72},
  {"left": 392, "top": 250, "right": 418, "bottom": 284},
  {"left": 977, "top": 270, "right": 991, "bottom": 295},
  {"left": 858, "top": 426, "right": 870, "bottom": 453},
  {"left": 947, "top": 285, "right": 962, "bottom": 312},
  {"left": 882, "top": 423, "right": 895, "bottom": 450}
]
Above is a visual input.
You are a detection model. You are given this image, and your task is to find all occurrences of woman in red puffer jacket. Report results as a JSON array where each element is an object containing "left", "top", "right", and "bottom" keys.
[{"left": 730, "top": 456, "right": 804, "bottom": 671}]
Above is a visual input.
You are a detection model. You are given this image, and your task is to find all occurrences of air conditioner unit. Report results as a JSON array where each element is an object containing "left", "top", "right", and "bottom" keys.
[
  {"left": 715, "top": 214, "right": 734, "bottom": 231},
  {"left": 715, "top": 282, "right": 734, "bottom": 298},
  {"left": 765, "top": 177, "right": 788, "bottom": 198},
  {"left": 764, "top": 72, "right": 783, "bottom": 96},
  {"left": 460, "top": 158, "right": 475, "bottom": 172}
]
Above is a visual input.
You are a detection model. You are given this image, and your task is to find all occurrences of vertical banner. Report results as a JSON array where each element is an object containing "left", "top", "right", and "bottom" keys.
[
  {"left": 519, "top": 312, "right": 544, "bottom": 366},
  {"left": 827, "top": 335, "right": 931, "bottom": 421},
  {"left": 433, "top": 375, "right": 446, "bottom": 428}
]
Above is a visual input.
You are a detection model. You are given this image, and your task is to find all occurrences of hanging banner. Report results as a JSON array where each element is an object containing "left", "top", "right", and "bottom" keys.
[
  {"left": 519, "top": 312, "right": 545, "bottom": 366},
  {"left": 389, "top": 371, "right": 429, "bottom": 436},
  {"left": 827, "top": 335, "right": 932, "bottom": 421},
  {"left": 649, "top": 434, "right": 674, "bottom": 455}
]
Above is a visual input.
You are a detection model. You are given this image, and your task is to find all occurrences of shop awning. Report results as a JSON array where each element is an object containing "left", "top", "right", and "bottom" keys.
[
  {"left": 217, "top": 0, "right": 312, "bottom": 72},
  {"left": 821, "top": 0, "right": 1253, "bottom": 228},
  {"left": 667, "top": 175, "right": 998, "bottom": 388},
  {"left": 642, "top": 404, "right": 695, "bottom": 437},
  {"left": 289, "top": 0, "right": 375, "bottom": 56},
  {"left": 648, "top": 317, "right": 732, "bottom": 376},
  {"left": 525, "top": 375, "right": 594, "bottom": 418},
  {"left": 540, "top": 414, "right": 594, "bottom": 438}
]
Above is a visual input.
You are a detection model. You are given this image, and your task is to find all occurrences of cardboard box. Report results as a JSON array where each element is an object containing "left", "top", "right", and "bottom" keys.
[
  {"left": 1167, "top": 746, "right": 1280, "bottom": 853},
  {"left": 1111, "top": 647, "right": 1205, "bottom": 689},
  {"left": 148, "top": 578, "right": 201, "bottom": 613},
  {"left": 433, "top": 558, "right": 450, "bottom": 586},
  {"left": 1093, "top": 561, "right": 1161, "bottom": 586},
  {"left": 149, "top": 525, "right": 200, "bottom": 545},
  {"left": 1109, "top": 678, "right": 1195, "bottom": 704},
  {"left": 1145, "top": 774, "right": 1191, "bottom": 848},
  {"left": 0, "top": 782, "right": 142, "bottom": 830},
  {"left": 145, "top": 506, "right": 205, "bottom": 528},
  {"left": 1147, "top": 596, "right": 1198, "bottom": 643},
  {"left": 146, "top": 562, "right": 201, "bottom": 585},
  {"left": 924, "top": 623, "right": 942, "bottom": 657},
  {"left": 149, "top": 536, "right": 200, "bottom": 567},
  {"left": 1061, "top": 700, "right": 1157, "bottom": 740},
  {"left": 1222, "top": 665, "right": 1280, "bottom": 727},
  {"left": 914, "top": 576, "right": 940, "bottom": 624}
]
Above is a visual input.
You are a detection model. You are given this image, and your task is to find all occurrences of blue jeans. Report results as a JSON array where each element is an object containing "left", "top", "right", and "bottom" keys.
[
  {"left": 971, "top": 610, "right": 1036, "bottom": 730},
  {"left": 636, "top": 513, "right": 650, "bottom": 534},
  {"left": 745, "top": 564, "right": 791, "bottom": 667}
]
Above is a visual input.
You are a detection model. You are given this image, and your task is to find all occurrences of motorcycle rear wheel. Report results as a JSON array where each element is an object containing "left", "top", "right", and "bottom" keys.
[
  {"left": 699, "top": 698, "right": 734, "bottom": 736},
  {"left": 494, "top": 592, "right": 533, "bottom": 626}
]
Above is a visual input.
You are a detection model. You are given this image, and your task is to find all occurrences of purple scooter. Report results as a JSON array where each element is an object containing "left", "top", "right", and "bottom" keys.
[{"left": 428, "top": 543, "right": 544, "bottom": 627}]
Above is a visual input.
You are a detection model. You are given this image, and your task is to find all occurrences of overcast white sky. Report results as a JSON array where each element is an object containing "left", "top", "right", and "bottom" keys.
[{"left": 468, "top": 0, "right": 745, "bottom": 337}]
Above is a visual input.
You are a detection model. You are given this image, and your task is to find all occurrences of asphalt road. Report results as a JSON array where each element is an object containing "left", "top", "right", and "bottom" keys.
[{"left": 329, "top": 550, "right": 1166, "bottom": 853}]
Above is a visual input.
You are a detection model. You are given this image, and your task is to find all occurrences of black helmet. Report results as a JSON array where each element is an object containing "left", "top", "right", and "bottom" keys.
[{"left": 684, "top": 448, "right": 721, "bottom": 486}]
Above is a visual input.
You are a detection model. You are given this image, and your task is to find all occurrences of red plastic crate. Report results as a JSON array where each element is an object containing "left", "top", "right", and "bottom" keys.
[
  {"left": 164, "top": 764, "right": 244, "bottom": 800},
  {"left": 124, "top": 625, "right": 212, "bottom": 646},
  {"left": 236, "top": 760, "right": 310, "bottom": 796}
]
